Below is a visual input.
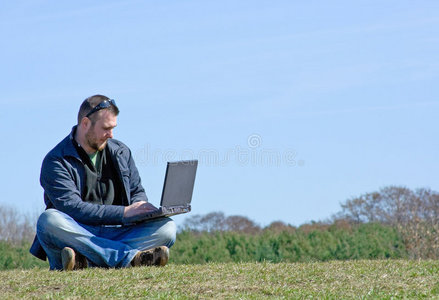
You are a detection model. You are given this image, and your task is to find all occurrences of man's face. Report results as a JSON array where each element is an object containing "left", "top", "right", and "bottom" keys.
[{"left": 85, "top": 110, "right": 117, "bottom": 152}]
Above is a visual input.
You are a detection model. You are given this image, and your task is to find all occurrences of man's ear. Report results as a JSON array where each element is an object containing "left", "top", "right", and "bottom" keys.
[{"left": 80, "top": 117, "right": 91, "bottom": 130}]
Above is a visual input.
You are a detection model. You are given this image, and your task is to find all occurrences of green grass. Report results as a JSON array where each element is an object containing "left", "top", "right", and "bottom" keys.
[{"left": 1, "top": 260, "right": 439, "bottom": 299}]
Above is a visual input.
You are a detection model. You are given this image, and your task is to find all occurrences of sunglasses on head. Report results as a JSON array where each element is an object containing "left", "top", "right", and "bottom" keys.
[{"left": 86, "top": 99, "right": 117, "bottom": 118}]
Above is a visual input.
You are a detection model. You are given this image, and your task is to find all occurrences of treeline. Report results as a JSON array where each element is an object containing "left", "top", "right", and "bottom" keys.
[{"left": 177, "top": 186, "right": 439, "bottom": 261}]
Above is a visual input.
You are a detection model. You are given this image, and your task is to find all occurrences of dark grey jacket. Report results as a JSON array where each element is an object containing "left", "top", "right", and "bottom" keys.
[{"left": 30, "top": 127, "right": 147, "bottom": 260}]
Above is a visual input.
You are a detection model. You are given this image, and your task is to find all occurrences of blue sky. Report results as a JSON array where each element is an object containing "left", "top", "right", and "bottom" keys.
[{"left": 1, "top": 1, "right": 438, "bottom": 227}]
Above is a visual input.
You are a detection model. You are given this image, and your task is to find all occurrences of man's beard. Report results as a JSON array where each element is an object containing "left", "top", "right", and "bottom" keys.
[{"left": 85, "top": 130, "right": 107, "bottom": 152}]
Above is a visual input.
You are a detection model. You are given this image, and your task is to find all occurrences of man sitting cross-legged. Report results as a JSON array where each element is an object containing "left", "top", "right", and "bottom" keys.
[{"left": 30, "top": 95, "right": 176, "bottom": 270}]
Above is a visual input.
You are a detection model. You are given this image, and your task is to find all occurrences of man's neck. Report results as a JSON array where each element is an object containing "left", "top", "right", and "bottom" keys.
[{"left": 74, "top": 129, "right": 96, "bottom": 155}]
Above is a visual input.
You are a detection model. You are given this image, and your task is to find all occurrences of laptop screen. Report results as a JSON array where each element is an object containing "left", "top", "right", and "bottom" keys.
[{"left": 160, "top": 160, "right": 198, "bottom": 207}]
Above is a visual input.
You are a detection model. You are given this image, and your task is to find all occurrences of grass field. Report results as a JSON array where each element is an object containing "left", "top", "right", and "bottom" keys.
[{"left": 1, "top": 260, "right": 439, "bottom": 299}]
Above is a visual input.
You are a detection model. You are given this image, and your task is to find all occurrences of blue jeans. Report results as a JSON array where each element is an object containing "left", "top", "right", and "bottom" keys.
[{"left": 36, "top": 209, "right": 176, "bottom": 270}]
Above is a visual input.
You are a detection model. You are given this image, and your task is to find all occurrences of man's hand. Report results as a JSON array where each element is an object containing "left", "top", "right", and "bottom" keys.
[{"left": 123, "top": 201, "right": 158, "bottom": 219}]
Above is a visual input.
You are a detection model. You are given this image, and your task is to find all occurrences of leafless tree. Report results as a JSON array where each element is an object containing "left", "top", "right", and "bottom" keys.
[
  {"left": 181, "top": 211, "right": 227, "bottom": 232},
  {"left": 225, "top": 215, "right": 260, "bottom": 234},
  {"left": 338, "top": 186, "right": 439, "bottom": 258},
  {"left": 0, "top": 205, "right": 36, "bottom": 245},
  {"left": 181, "top": 211, "right": 260, "bottom": 233}
]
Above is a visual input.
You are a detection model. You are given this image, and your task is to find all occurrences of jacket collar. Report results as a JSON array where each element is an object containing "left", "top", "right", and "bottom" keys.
[{"left": 61, "top": 126, "right": 82, "bottom": 160}]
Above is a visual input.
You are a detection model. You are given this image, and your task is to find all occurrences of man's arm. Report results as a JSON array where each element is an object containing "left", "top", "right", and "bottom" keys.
[
  {"left": 123, "top": 146, "right": 148, "bottom": 204},
  {"left": 120, "top": 146, "right": 160, "bottom": 222},
  {"left": 40, "top": 156, "right": 125, "bottom": 225}
]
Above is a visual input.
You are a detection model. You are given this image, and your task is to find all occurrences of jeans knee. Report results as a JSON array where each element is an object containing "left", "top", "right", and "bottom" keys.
[
  {"left": 158, "top": 219, "right": 177, "bottom": 247},
  {"left": 37, "top": 209, "right": 69, "bottom": 234}
]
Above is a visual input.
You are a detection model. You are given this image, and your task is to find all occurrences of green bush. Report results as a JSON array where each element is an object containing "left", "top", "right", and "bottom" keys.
[
  {"left": 171, "top": 223, "right": 408, "bottom": 264},
  {"left": 0, "top": 242, "right": 48, "bottom": 270}
]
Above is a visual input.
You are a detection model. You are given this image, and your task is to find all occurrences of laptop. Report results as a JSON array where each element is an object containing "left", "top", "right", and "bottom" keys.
[{"left": 138, "top": 160, "right": 198, "bottom": 222}]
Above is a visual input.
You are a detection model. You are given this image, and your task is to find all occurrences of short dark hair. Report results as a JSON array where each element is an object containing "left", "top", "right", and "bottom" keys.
[{"left": 77, "top": 95, "right": 119, "bottom": 124}]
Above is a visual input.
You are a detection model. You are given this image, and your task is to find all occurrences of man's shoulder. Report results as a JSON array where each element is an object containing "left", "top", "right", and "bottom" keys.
[
  {"left": 40, "top": 133, "right": 80, "bottom": 178},
  {"left": 106, "top": 139, "right": 136, "bottom": 167},
  {"left": 107, "top": 138, "right": 131, "bottom": 153},
  {"left": 44, "top": 134, "right": 74, "bottom": 161}
]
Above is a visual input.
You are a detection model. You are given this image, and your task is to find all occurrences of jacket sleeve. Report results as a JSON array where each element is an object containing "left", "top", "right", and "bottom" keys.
[{"left": 40, "top": 155, "right": 125, "bottom": 225}]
